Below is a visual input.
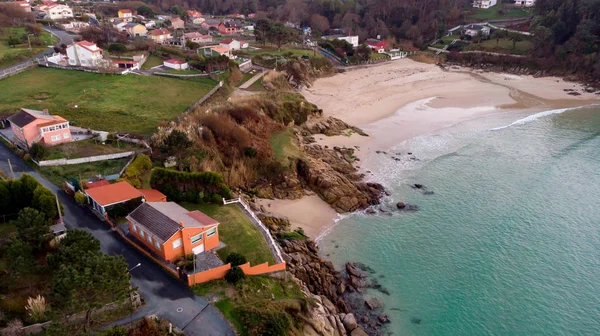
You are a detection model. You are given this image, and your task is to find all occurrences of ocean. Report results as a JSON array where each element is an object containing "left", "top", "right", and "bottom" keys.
[{"left": 319, "top": 105, "right": 600, "bottom": 335}]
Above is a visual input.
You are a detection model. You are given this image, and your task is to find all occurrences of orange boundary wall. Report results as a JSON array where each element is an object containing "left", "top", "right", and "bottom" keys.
[{"left": 187, "top": 262, "right": 286, "bottom": 286}]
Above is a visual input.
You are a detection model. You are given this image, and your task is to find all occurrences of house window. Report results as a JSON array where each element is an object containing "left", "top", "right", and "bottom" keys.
[
  {"left": 51, "top": 135, "right": 61, "bottom": 142},
  {"left": 155, "top": 241, "right": 161, "bottom": 250},
  {"left": 191, "top": 233, "right": 203, "bottom": 244},
  {"left": 63, "top": 133, "right": 70, "bottom": 139},
  {"left": 206, "top": 227, "right": 217, "bottom": 237},
  {"left": 140, "top": 230, "right": 145, "bottom": 238},
  {"left": 132, "top": 224, "right": 138, "bottom": 233},
  {"left": 146, "top": 234, "right": 152, "bottom": 243},
  {"left": 173, "top": 238, "right": 182, "bottom": 249}
]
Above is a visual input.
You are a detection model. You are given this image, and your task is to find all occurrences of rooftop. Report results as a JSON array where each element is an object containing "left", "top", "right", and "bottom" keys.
[
  {"left": 119, "top": 9, "right": 132, "bottom": 13},
  {"left": 149, "top": 28, "right": 171, "bottom": 36},
  {"left": 75, "top": 40, "right": 102, "bottom": 52},
  {"left": 165, "top": 58, "right": 186, "bottom": 64},
  {"left": 220, "top": 38, "right": 234, "bottom": 44},
  {"left": 139, "top": 189, "right": 167, "bottom": 202},
  {"left": 8, "top": 108, "right": 60, "bottom": 128},
  {"left": 85, "top": 181, "right": 143, "bottom": 207},
  {"left": 127, "top": 202, "right": 219, "bottom": 243}
]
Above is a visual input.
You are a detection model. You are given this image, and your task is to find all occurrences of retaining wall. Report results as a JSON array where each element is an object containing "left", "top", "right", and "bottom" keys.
[{"left": 35, "top": 150, "right": 138, "bottom": 167}]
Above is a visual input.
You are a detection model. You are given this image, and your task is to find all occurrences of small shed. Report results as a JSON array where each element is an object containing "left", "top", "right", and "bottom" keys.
[{"left": 164, "top": 58, "right": 189, "bottom": 70}]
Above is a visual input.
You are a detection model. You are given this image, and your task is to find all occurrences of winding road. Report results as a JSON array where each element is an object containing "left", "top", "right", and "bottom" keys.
[{"left": 0, "top": 143, "right": 235, "bottom": 335}]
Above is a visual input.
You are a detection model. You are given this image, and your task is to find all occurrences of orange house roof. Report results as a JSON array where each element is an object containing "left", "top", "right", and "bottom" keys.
[
  {"left": 85, "top": 181, "right": 143, "bottom": 206},
  {"left": 87, "top": 179, "right": 110, "bottom": 189},
  {"left": 37, "top": 115, "right": 67, "bottom": 127},
  {"left": 139, "top": 189, "right": 167, "bottom": 202}
]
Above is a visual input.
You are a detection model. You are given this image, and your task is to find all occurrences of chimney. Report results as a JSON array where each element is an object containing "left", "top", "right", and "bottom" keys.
[
  {"left": 42, "top": 109, "right": 49, "bottom": 115},
  {"left": 179, "top": 221, "right": 185, "bottom": 228}
]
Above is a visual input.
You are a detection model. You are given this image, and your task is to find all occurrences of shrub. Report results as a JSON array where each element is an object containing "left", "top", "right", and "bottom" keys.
[
  {"left": 16, "top": 149, "right": 24, "bottom": 158},
  {"left": 29, "top": 143, "right": 47, "bottom": 160},
  {"left": 1, "top": 319, "right": 24, "bottom": 336},
  {"left": 225, "top": 266, "right": 245, "bottom": 284},
  {"left": 225, "top": 252, "right": 247, "bottom": 266},
  {"left": 234, "top": 306, "right": 292, "bottom": 336},
  {"left": 25, "top": 295, "right": 47, "bottom": 323},
  {"left": 74, "top": 191, "right": 86, "bottom": 205},
  {"left": 102, "top": 326, "right": 127, "bottom": 336},
  {"left": 23, "top": 154, "right": 31, "bottom": 161},
  {"left": 107, "top": 43, "right": 127, "bottom": 53},
  {"left": 243, "top": 147, "right": 257, "bottom": 157}
]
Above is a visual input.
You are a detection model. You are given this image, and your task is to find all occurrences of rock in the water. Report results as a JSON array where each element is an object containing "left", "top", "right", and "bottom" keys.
[
  {"left": 396, "top": 202, "right": 406, "bottom": 209},
  {"left": 364, "top": 298, "right": 382, "bottom": 310},
  {"left": 423, "top": 190, "right": 434, "bottom": 195},
  {"left": 378, "top": 314, "right": 390, "bottom": 323},
  {"left": 411, "top": 317, "right": 422, "bottom": 324},
  {"left": 342, "top": 313, "right": 358, "bottom": 331},
  {"left": 350, "top": 327, "right": 369, "bottom": 336},
  {"left": 361, "top": 315, "right": 370, "bottom": 323},
  {"left": 346, "top": 263, "right": 366, "bottom": 278},
  {"left": 412, "top": 183, "right": 424, "bottom": 189},
  {"left": 365, "top": 208, "right": 376, "bottom": 214}
]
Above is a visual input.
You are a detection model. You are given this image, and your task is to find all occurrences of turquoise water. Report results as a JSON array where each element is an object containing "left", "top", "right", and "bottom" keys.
[{"left": 320, "top": 106, "right": 600, "bottom": 335}]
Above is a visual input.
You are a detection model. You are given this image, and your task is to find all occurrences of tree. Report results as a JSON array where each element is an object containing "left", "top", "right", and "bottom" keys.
[
  {"left": 162, "top": 129, "right": 192, "bottom": 153},
  {"left": 0, "top": 180, "right": 11, "bottom": 215},
  {"left": 356, "top": 43, "right": 371, "bottom": 62},
  {"left": 107, "top": 43, "right": 127, "bottom": 54},
  {"left": 268, "top": 23, "right": 292, "bottom": 51},
  {"left": 5, "top": 238, "right": 35, "bottom": 275},
  {"left": 137, "top": 5, "right": 154, "bottom": 18},
  {"left": 225, "top": 266, "right": 245, "bottom": 283},
  {"left": 7, "top": 35, "right": 21, "bottom": 47},
  {"left": 32, "top": 185, "right": 60, "bottom": 219},
  {"left": 186, "top": 40, "right": 200, "bottom": 50},
  {"left": 15, "top": 207, "right": 51, "bottom": 250},
  {"left": 255, "top": 19, "right": 271, "bottom": 45},
  {"left": 492, "top": 30, "right": 507, "bottom": 46},
  {"left": 29, "top": 142, "right": 47, "bottom": 160},
  {"left": 509, "top": 32, "right": 523, "bottom": 50},
  {"left": 52, "top": 252, "right": 130, "bottom": 331},
  {"left": 225, "top": 252, "right": 247, "bottom": 266},
  {"left": 48, "top": 229, "right": 101, "bottom": 268},
  {"left": 74, "top": 191, "right": 86, "bottom": 205},
  {"left": 310, "top": 14, "right": 330, "bottom": 33}
]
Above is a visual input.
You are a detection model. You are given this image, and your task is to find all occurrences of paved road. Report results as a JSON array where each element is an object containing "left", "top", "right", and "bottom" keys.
[{"left": 0, "top": 143, "right": 234, "bottom": 336}]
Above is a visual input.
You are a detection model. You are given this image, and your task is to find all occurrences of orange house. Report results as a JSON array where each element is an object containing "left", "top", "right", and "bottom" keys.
[
  {"left": 127, "top": 202, "right": 221, "bottom": 262},
  {"left": 218, "top": 22, "right": 243, "bottom": 35},
  {"left": 7, "top": 108, "right": 72, "bottom": 148}
]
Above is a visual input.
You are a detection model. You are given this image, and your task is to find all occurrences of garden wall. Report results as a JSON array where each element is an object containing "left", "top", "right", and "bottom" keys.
[
  {"left": 34, "top": 150, "right": 141, "bottom": 167},
  {"left": 186, "top": 261, "right": 287, "bottom": 286}
]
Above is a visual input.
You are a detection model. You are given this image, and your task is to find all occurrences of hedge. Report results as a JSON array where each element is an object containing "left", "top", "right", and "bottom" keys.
[{"left": 149, "top": 168, "right": 233, "bottom": 203}]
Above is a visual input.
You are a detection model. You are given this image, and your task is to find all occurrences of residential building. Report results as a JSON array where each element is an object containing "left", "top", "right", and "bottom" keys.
[
  {"left": 66, "top": 40, "right": 105, "bottom": 67},
  {"left": 59, "top": 21, "right": 89, "bottom": 33},
  {"left": 514, "top": 0, "right": 535, "bottom": 7},
  {"left": 463, "top": 24, "right": 491, "bottom": 37},
  {"left": 182, "top": 32, "right": 212, "bottom": 44},
  {"left": 118, "top": 9, "right": 133, "bottom": 19},
  {"left": 322, "top": 34, "right": 359, "bottom": 47},
  {"left": 124, "top": 23, "right": 147, "bottom": 37},
  {"left": 187, "top": 10, "right": 201, "bottom": 19},
  {"left": 142, "top": 20, "right": 156, "bottom": 29},
  {"left": 473, "top": 0, "right": 497, "bottom": 8},
  {"left": 85, "top": 181, "right": 143, "bottom": 216},
  {"left": 365, "top": 38, "right": 387, "bottom": 53},
  {"left": 127, "top": 202, "right": 221, "bottom": 262},
  {"left": 192, "top": 17, "right": 205, "bottom": 25},
  {"left": 148, "top": 28, "right": 172, "bottom": 43},
  {"left": 218, "top": 21, "right": 243, "bottom": 35},
  {"left": 219, "top": 38, "right": 241, "bottom": 50},
  {"left": 201, "top": 19, "right": 221, "bottom": 30},
  {"left": 7, "top": 108, "right": 72, "bottom": 148},
  {"left": 198, "top": 46, "right": 231, "bottom": 58},
  {"left": 139, "top": 189, "right": 167, "bottom": 202},
  {"left": 164, "top": 58, "right": 189, "bottom": 70},
  {"left": 46, "top": 4, "right": 73, "bottom": 20},
  {"left": 171, "top": 17, "right": 185, "bottom": 30}
]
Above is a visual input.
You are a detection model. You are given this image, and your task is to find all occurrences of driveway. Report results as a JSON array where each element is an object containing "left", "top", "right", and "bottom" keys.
[{"left": 0, "top": 143, "right": 235, "bottom": 336}]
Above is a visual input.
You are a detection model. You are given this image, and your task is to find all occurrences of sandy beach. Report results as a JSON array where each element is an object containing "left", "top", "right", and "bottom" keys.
[{"left": 265, "top": 59, "right": 600, "bottom": 239}]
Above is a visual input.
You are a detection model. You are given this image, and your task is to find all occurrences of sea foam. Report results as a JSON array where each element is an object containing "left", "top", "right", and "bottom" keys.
[{"left": 490, "top": 105, "right": 598, "bottom": 131}]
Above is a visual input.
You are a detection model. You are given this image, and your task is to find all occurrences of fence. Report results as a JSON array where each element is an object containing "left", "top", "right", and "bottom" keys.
[
  {"left": 186, "top": 261, "right": 286, "bottom": 286},
  {"left": 427, "top": 46, "right": 526, "bottom": 58},
  {"left": 223, "top": 197, "right": 284, "bottom": 263},
  {"left": 0, "top": 60, "right": 37, "bottom": 81},
  {"left": 183, "top": 80, "right": 224, "bottom": 114},
  {"left": 33, "top": 150, "right": 140, "bottom": 167}
]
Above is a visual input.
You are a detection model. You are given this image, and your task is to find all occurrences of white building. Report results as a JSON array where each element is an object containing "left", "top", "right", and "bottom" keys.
[
  {"left": 219, "top": 38, "right": 241, "bottom": 51},
  {"left": 463, "top": 24, "right": 491, "bottom": 37},
  {"left": 47, "top": 4, "right": 73, "bottom": 20},
  {"left": 66, "top": 40, "right": 105, "bottom": 67},
  {"left": 322, "top": 35, "right": 359, "bottom": 47},
  {"left": 164, "top": 59, "right": 189, "bottom": 70},
  {"left": 472, "top": 0, "right": 497, "bottom": 9},
  {"left": 514, "top": 0, "right": 535, "bottom": 7}
]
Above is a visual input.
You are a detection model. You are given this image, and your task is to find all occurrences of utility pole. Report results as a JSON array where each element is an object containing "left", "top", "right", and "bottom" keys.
[
  {"left": 7, "top": 159, "right": 15, "bottom": 179},
  {"left": 27, "top": 34, "right": 34, "bottom": 52},
  {"left": 55, "top": 194, "right": 63, "bottom": 224}
]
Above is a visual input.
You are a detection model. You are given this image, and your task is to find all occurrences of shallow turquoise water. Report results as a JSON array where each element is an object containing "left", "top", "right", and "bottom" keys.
[{"left": 320, "top": 106, "right": 600, "bottom": 335}]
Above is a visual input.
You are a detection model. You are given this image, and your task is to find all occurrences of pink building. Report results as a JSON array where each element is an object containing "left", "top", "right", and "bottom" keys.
[{"left": 7, "top": 108, "right": 72, "bottom": 148}]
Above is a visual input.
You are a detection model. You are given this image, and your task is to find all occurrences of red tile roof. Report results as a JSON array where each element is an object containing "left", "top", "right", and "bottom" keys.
[
  {"left": 165, "top": 58, "right": 186, "bottom": 64},
  {"left": 186, "top": 210, "right": 220, "bottom": 226},
  {"left": 119, "top": 9, "right": 132, "bottom": 13},
  {"left": 85, "top": 181, "right": 143, "bottom": 206},
  {"left": 172, "top": 17, "right": 183, "bottom": 22},
  {"left": 220, "top": 38, "right": 234, "bottom": 44},
  {"left": 87, "top": 179, "right": 110, "bottom": 189},
  {"left": 139, "top": 189, "right": 167, "bottom": 202},
  {"left": 75, "top": 40, "right": 102, "bottom": 53},
  {"left": 149, "top": 28, "right": 171, "bottom": 36}
]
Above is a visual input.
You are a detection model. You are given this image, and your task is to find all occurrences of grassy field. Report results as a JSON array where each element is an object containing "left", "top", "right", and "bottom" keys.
[
  {"left": 466, "top": 37, "right": 532, "bottom": 55},
  {"left": 269, "top": 129, "right": 299, "bottom": 165},
  {"left": 0, "top": 28, "right": 53, "bottom": 69},
  {"left": 162, "top": 69, "right": 202, "bottom": 75},
  {"left": 141, "top": 54, "right": 164, "bottom": 70},
  {"left": 0, "top": 68, "right": 217, "bottom": 135},
  {"left": 39, "top": 157, "right": 130, "bottom": 186},
  {"left": 235, "top": 71, "right": 255, "bottom": 87},
  {"left": 469, "top": 6, "right": 532, "bottom": 20},
  {"left": 44, "top": 139, "right": 144, "bottom": 160},
  {"left": 246, "top": 77, "right": 265, "bottom": 92},
  {"left": 240, "top": 47, "right": 322, "bottom": 58},
  {"left": 192, "top": 276, "right": 305, "bottom": 335},
  {"left": 182, "top": 203, "right": 276, "bottom": 265}
]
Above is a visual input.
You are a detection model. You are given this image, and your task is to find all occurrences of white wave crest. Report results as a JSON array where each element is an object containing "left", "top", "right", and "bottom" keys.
[{"left": 490, "top": 105, "right": 597, "bottom": 131}]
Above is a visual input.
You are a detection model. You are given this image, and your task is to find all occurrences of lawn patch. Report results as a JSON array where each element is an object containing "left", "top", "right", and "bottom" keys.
[
  {"left": 141, "top": 54, "right": 164, "bottom": 70},
  {"left": 269, "top": 129, "right": 299, "bottom": 165},
  {"left": 465, "top": 37, "right": 532, "bottom": 55},
  {"left": 181, "top": 203, "right": 276, "bottom": 265},
  {"left": 43, "top": 139, "right": 144, "bottom": 160},
  {"left": 0, "top": 68, "right": 217, "bottom": 135},
  {"left": 468, "top": 6, "right": 531, "bottom": 20},
  {"left": 0, "top": 28, "right": 53, "bottom": 69},
  {"left": 38, "top": 157, "right": 130, "bottom": 186}
]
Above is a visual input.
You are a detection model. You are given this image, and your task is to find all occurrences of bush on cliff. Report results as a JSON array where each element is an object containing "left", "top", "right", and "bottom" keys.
[
  {"left": 150, "top": 168, "right": 233, "bottom": 203},
  {"left": 225, "top": 266, "right": 245, "bottom": 284}
]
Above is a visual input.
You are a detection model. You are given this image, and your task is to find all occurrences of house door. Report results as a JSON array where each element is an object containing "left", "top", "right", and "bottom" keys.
[{"left": 192, "top": 244, "right": 204, "bottom": 254}]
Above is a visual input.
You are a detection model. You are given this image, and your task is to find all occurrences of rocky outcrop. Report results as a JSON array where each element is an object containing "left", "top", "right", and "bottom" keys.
[
  {"left": 257, "top": 213, "right": 291, "bottom": 234},
  {"left": 305, "top": 116, "right": 368, "bottom": 137},
  {"left": 255, "top": 173, "right": 305, "bottom": 200}
]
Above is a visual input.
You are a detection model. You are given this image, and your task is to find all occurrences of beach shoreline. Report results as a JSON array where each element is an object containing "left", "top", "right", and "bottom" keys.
[{"left": 262, "top": 59, "right": 600, "bottom": 240}]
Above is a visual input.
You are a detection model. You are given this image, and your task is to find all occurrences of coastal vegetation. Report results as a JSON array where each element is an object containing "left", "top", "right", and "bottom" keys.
[{"left": 0, "top": 68, "right": 217, "bottom": 135}]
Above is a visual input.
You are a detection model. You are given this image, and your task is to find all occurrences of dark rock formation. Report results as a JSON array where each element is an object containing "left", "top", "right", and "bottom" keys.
[
  {"left": 378, "top": 314, "right": 390, "bottom": 324},
  {"left": 396, "top": 202, "right": 406, "bottom": 209},
  {"left": 364, "top": 298, "right": 382, "bottom": 310},
  {"left": 305, "top": 116, "right": 368, "bottom": 137}
]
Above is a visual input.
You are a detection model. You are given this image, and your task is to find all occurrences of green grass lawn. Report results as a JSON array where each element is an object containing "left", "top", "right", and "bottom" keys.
[
  {"left": 43, "top": 139, "right": 144, "bottom": 160},
  {"left": 235, "top": 71, "right": 254, "bottom": 87},
  {"left": 141, "top": 54, "right": 164, "bottom": 70},
  {"left": 0, "top": 68, "right": 217, "bottom": 135},
  {"left": 192, "top": 276, "right": 305, "bottom": 335},
  {"left": 0, "top": 28, "right": 53, "bottom": 69},
  {"left": 246, "top": 77, "right": 265, "bottom": 92},
  {"left": 182, "top": 203, "right": 276, "bottom": 265},
  {"left": 162, "top": 69, "right": 203, "bottom": 75},
  {"left": 269, "top": 129, "right": 299, "bottom": 164},
  {"left": 38, "top": 157, "right": 130, "bottom": 186},
  {"left": 469, "top": 6, "right": 532, "bottom": 20},
  {"left": 466, "top": 37, "right": 532, "bottom": 55},
  {"left": 241, "top": 48, "right": 321, "bottom": 58},
  {"left": 370, "top": 52, "right": 391, "bottom": 61}
]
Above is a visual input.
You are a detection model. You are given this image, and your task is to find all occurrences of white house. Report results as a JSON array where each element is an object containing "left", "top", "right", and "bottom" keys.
[
  {"left": 66, "top": 40, "right": 105, "bottom": 67},
  {"left": 472, "top": 0, "right": 497, "bottom": 9},
  {"left": 182, "top": 32, "right": 212, "bottom": 44},
  {"left": 322, "top": 35, "right": 359, "bottom": 47},
  {"left": 219, "top": 38, "right": 241, "bottom": 51},
  {"left": 463, "top": 24, "right": 491, "bottom": 37},
  {"left": 514, "top": 0, "right": 535, "bottom": 7},
  {"left": 46, "top": 4, "right": 73, "bottom": 20},
  {"left": 164, "top": 59, "right": 189, "bottom": 70}
]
